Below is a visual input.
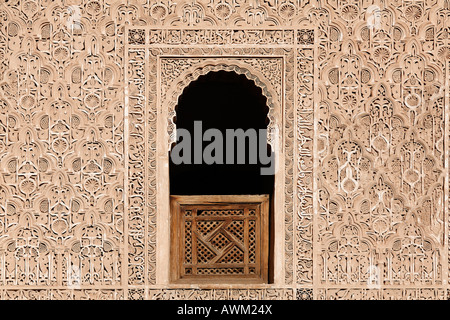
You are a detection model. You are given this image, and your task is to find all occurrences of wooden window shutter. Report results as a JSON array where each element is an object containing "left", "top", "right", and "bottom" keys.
[{"left": 170, "top": 195, "right": 269, "bottom": 284}]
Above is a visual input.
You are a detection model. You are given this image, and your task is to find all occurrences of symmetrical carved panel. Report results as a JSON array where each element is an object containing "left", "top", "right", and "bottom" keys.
[
  {"left": 0, "top": 0, "right": 448, "bottom": 299},
  {"left": 0, "top": 0, "right": 124, "bottom": 293},
  {"left": 314, "top": 0, "right": 448, "bottom": 297},
  {"left": 170, "top": 195, "right": 269, "bottom": 282}
]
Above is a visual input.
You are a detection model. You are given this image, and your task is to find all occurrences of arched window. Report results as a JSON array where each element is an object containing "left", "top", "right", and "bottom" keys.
[
  {"left": 169, "top": 71, "right": 273, "bottom": 283},
  {"left": 170, "top": 70, "right": 273, "bottom": 195}
]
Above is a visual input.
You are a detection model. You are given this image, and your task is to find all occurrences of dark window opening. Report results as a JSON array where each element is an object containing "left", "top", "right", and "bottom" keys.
[
  {"left": 169, "top": 70, "right": 275, "bottom": 284},
  {"left": 169, "top": 70, "right": 274, "bottom": 196}
]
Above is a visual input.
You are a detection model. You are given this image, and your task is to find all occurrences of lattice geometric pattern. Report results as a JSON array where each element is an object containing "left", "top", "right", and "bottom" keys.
[
  {"left": 0, "top": 0, "right": 448, "bottom": 300},
  {"left": 171, "top": 195, "right": 269, "bottom": 283}
]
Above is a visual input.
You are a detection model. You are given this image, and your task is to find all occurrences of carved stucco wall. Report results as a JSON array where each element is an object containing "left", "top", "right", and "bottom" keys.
[{"left": 0, "top": 0, "right": 448, "bottom": 300}]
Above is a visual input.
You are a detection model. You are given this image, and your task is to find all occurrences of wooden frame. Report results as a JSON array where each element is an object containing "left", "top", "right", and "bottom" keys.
[{"left": 170, "top": 195, "right": 270, "bottom": 284}]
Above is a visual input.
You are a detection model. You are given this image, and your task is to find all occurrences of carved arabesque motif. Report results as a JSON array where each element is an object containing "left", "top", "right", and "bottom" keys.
[
  {"left": 316, "top": 4, "right": 447, "bottom": 291},
  {"left": 0, "top": 0, "right": 448, "bottom": 300},
  {"left": 0, "top": 0, "right": 124, "bottom": 293}
]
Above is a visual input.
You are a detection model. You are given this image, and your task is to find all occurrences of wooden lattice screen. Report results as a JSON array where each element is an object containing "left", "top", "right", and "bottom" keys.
[{"left": 170, "top": 195, "right": 269, "bottom": 284}]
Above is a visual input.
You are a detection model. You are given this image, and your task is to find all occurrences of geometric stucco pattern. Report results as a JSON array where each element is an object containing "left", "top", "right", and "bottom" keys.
[
  {"left": 0, "top": 0, "right": 448, "bottom": 300},
  {"left": 127, "top": 40, "right": 302, "bottom": 297}
]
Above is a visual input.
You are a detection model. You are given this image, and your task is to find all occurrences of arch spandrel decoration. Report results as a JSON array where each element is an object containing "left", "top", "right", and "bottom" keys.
[{"left": 161, "top": 58, "right": 283, "bottom": 149}]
